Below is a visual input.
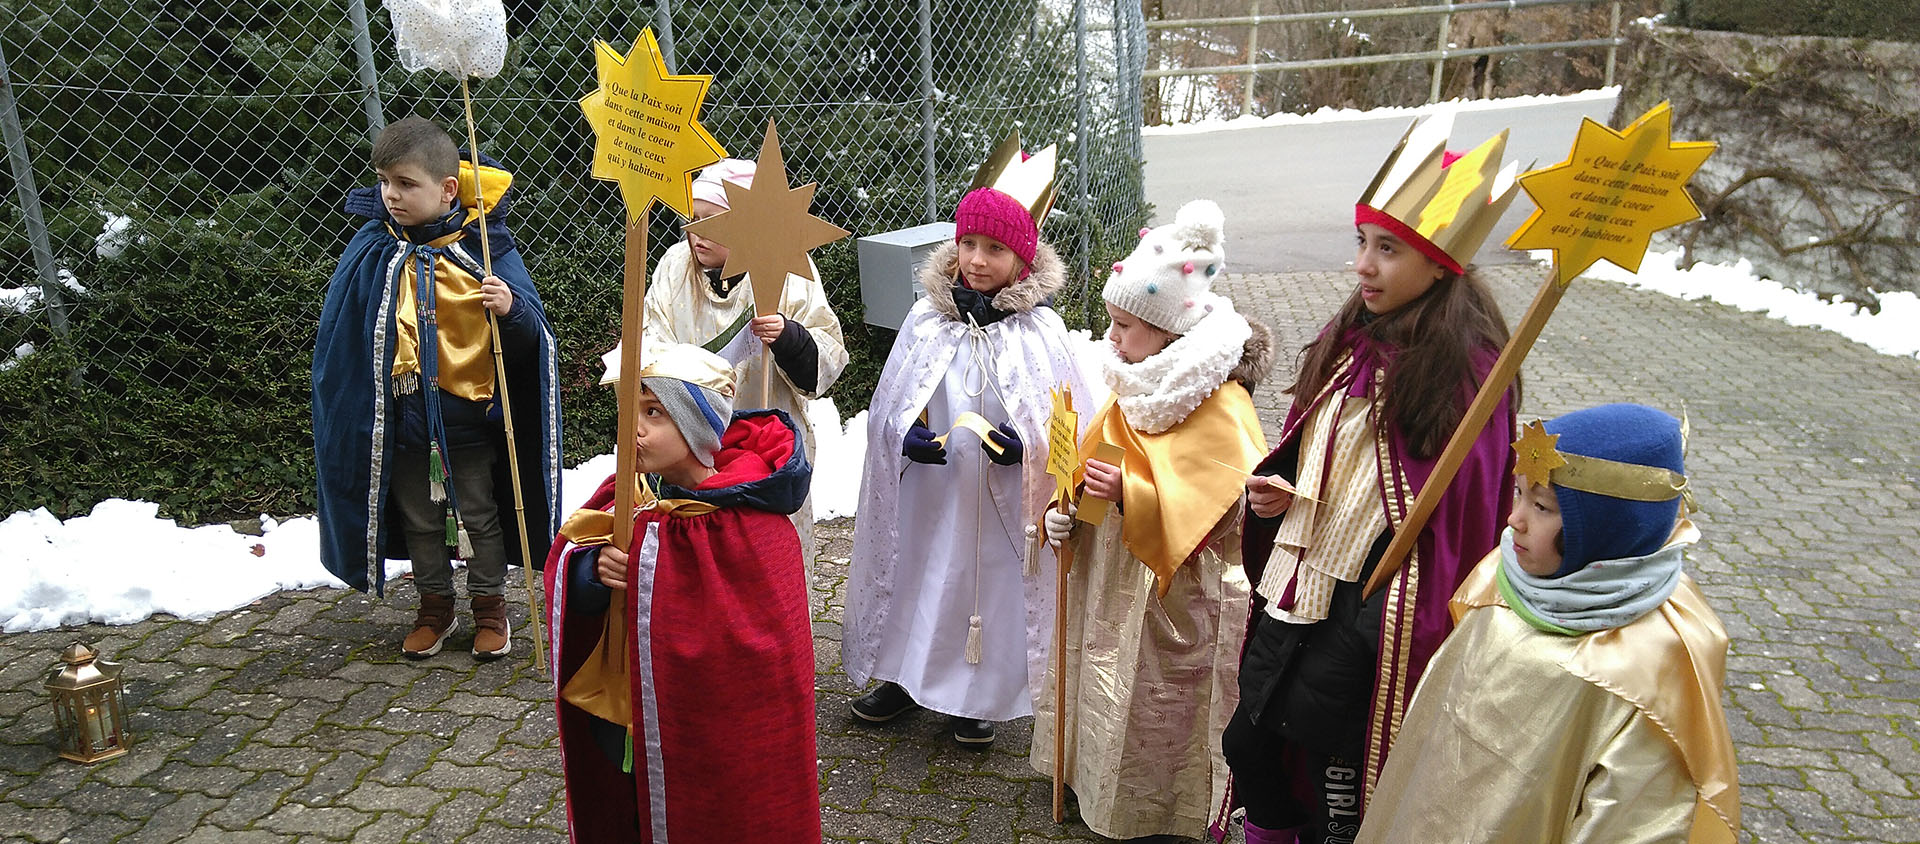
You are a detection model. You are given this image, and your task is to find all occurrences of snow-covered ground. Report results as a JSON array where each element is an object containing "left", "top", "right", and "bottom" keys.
[
  {"left": 1143, "top": 87, "right": 1621, "bottom": 136},
  {"left": 5, "top": 90, "right": 1919, "bottom": 632}
]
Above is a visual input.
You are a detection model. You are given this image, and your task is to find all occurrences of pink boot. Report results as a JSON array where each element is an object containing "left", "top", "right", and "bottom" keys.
[{"left": 1242, "top": 820, "right": 1302, "bottom": 844}]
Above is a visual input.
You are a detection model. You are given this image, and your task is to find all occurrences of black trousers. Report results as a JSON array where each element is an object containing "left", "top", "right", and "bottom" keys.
[{"left": 1222, "top": 698, "right": 1366, "bottom": 843}]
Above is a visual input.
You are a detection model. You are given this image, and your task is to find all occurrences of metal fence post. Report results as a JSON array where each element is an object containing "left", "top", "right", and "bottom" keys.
[
  {"left": 346, "top": 0, "right": 387, "bottom": 143},
  {"left": 655, "top": 0, "right": 677, "bottom": 71},
  {"left": 917, "top": 0, "right": 938, "bottom": 223},
  {"left": 1428, "top": 0, "right": 1453, "bottom": 103},
  {"left": 0, "top": 36, "right": 69, "bottom": 342},
  {"left": 1605, "top": 0, "right": 1621, "bottom": 87},
  {"left": 1241, "top": 0, "right": 1260, "bottom": 117},
  {"left": 1074, "top": 0, "right": 1092, "bottom": 327}
]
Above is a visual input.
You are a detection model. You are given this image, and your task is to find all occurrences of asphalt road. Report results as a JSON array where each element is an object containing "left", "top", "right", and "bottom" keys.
[{"left": 1143, "top": 92, "right": 1623, "bottom": 272}]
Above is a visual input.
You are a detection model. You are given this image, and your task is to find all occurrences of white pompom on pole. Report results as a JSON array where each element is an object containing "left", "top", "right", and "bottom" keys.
[{"left": 382, "top": 0, "right": 546, "bottom": 671}]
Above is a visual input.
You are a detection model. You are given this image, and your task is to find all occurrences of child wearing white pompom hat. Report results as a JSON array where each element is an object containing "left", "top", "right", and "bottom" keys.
[{"left": 1033, "top": 199, "right": 1274, "bottom": 839}]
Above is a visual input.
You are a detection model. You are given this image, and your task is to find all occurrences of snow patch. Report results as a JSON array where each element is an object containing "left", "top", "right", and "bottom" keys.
[
  {"left": 1560, "top": 248, "right": 1920, "bottom": 359},
  {"left": 1144, "top": 87, "right": 1620, "bottom": 136}
]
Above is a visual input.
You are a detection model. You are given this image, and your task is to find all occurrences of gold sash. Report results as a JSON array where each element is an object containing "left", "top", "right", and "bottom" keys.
[
  {"left": 557, "top": 485, "right": 720, "bottom": 728},
  {"left": 1082, "top": 383, "right": 1266, "bottom": 596}
]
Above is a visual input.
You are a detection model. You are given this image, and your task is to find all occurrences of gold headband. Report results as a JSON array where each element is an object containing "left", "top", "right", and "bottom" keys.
[{"left": 1511, "top": 421, "right": 1692, "bottom": 506}]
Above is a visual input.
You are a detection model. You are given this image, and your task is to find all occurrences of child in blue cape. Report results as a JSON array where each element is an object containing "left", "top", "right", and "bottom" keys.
[{"left": 313, "top": 116, "right": 561, "bottom": 660}]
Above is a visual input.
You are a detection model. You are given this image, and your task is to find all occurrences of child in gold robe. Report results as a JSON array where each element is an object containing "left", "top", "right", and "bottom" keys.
[{"left": 1358, "top": 404, "right": 1739, "bottom": 844}]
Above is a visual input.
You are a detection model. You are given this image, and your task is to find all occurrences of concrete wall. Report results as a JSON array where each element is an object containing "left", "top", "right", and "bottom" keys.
[{"left": 1619, "top": 24, "right": 1920, "bottom": 303}]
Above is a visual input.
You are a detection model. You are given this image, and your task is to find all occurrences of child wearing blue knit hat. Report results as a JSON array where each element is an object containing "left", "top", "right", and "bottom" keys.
[{"left": 1358, "top": 403, "right": 1741, "bottom": 843}]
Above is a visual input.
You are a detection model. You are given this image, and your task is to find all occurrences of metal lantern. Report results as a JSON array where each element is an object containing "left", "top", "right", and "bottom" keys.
[{"left": 43, "top": 642, "right": 130, "bottom": 763}]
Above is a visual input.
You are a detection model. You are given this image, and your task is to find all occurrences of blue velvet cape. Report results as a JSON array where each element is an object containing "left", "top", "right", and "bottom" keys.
[{"left": 312, "top": 156, "right": 562, "bottom": 594}]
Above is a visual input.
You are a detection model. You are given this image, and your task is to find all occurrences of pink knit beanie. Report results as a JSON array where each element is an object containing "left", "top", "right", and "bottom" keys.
[{"left": 954, "top": 187, "right": 1038, "bottom": 278}]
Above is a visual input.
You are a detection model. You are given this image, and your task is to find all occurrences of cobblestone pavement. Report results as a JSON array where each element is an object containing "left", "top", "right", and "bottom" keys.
[{"left": 1, "top": 264, "right": 1916, "bottom": 842}]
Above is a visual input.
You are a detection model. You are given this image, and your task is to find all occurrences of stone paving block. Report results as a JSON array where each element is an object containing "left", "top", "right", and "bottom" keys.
[
  {"left": 0, "top": 801, "right": 77, "bottom": 844},
  {"left": 133, "top": 792, "right": 222, "bottom": 841},
  {"left": 288, "top": 749, "right": 378, "bottom": 805},
  {"left": 254, "top": 800, "right": 374, "bottom": 837},
  {"left": 410, "top": 790, "right": 495, "bottom": 844},
  {"left": 350, "top": 811, "right": 429, "bottom": 844},
  {"left": 174, "top": 826, "right": 297, "bottom": 843},
  {"left": 340, "top": 779, "right": 445, "bottom": 816},
  {"left": 366, "top": 734, "right": 446, "bottom": 786},
  {"left": 202, "top": 770, "right": 299, "bottom": 830},
  {"left": 62, "top": 811, "right": 143, "bottom": 843},
  {"left": 821, "top": 803, "right": 916, "bottom": 842},
  {"left": 138, "top": 760, "right": 259, "bottom": 799},
  {"left": 415, "top": 760, "right": 523, "bottom": 797},
  {"left": 224, "top": 740, "right": 333, "bottom": 778},
  {"left": 171, "top": 714, "right": 266, "bottom": 766},
  {"left": 478, "top": 770, "right": 561, "bottom": 827}
]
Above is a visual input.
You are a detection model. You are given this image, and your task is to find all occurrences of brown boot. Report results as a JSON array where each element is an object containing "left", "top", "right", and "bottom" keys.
[
  {"left": 471, "top": 594, "right": 512, "bottom": 660},
  {"left": 402, "top": 592, "right": 458, "bottom": 659}
]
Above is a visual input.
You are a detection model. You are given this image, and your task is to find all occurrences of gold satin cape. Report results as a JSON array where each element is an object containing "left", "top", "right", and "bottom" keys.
[
  {"left": 1357, "top": 524, "right": 1739, "bottom": 844},
  {"left": 1080, "top": 383, "right": 1267, "bottom": 596},
  {"left": 389, "top": 162, "right": 516, "bottom": 402}
]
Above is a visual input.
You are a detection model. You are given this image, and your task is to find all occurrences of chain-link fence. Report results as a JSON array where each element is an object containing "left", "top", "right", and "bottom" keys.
[{"left": 0, "top": 0, "right": 1149, "bottom": 521}]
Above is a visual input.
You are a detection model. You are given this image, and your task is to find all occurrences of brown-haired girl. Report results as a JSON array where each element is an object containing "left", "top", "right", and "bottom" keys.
[{"left": 1216, "top": 119, "right": 1524, "bottom": 844}]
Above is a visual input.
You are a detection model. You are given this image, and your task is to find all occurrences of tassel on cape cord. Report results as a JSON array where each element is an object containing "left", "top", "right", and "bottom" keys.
[
  {"left": 458, "top": 76, "right": 546, "bottom": 672},
  {"left": 965, "top": 456, "right": 987, "bottom": 665},
  {"left": 427, "top": 442, "right": 448, "bottom": 503}
]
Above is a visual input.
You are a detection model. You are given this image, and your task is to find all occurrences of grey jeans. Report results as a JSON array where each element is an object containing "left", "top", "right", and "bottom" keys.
[{"left": 391, "top": 444, "right": 506, "bottom": 597}]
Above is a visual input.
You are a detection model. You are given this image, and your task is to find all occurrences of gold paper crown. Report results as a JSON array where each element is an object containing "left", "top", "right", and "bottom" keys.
[
  {"left": 1357, "top": 114, "right": 1525, "bottom": 270},
  {"left": 969, "top": 130, "right": 1059, "bottom": 226},
  {"left": 1511, "top": 421, "right": 1693, "bottom": 509}
]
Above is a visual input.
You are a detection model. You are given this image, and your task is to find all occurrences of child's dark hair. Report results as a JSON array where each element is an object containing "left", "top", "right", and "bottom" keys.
[
  {"left": 1287, "top": 265, "right": 1516, "bottom": 460},
  {"left": 372, "top": 117, "right": 460, "bottom": 182}
]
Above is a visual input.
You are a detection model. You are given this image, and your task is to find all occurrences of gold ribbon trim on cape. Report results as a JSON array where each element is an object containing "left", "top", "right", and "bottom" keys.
[
  {"left": 1081, "top": 384, "right": 1266, "bottom": 596},
  {"left": 1450, "top": 520, "right": 1740, "bottom": 842}
]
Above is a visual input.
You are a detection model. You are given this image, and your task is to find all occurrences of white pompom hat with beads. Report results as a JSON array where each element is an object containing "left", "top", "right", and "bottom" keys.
[{"left": 1101, "top": 199, "right": 1227, "bottom": 334}]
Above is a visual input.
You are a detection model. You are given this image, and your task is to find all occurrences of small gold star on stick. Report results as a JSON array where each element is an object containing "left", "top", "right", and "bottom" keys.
[{"left": 1511, "top": 421, "right": 1567, "bottom": 488}]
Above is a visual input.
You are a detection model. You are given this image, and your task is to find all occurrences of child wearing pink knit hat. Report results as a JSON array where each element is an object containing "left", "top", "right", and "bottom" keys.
[{"left": 842, "top": 146, "right": 1097, "bottom": 748}]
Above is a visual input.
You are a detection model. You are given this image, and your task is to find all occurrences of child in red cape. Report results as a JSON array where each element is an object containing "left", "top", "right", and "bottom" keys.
[{"left": 541, "top": 342, "right": 818, "bottom": 843}]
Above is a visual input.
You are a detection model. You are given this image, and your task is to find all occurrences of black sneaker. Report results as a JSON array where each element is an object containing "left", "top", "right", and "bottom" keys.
[
  {"left": 850, "top": 682, "right": 918, "bottom": 723},
  {"left": 950, "top": 716, "right": 995, "bottom": 747}
]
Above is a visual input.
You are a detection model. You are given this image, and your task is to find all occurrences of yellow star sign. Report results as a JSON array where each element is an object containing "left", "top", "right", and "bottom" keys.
[
  {"left": 1044, "top": 387, "right": 1079, "bottom": 506},
  {"left": 578, "top": 30, "right": 727, "bottom": 221},
  {"left": 1511, "top": 421, "right": 1567, "bottom": 488},
  {"left": 682, "top": 119, "right": 850, "bottom": 317},
  {"left": 1506, "top": 101, "right": 1716, "bottom": 286}
]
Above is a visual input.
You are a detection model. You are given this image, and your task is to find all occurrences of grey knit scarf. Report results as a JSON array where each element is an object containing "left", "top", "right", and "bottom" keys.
[{"left": 1497, "top": 527, "right": 1685, "bottom": 633}]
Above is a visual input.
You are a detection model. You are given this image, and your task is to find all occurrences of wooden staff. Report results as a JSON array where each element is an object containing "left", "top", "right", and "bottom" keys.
[
  {"left": 1052, "top": 501, "right": 1071, "bottom": 824},
  {"left": 614, "top": 216, "right": 648, "bottom": 552},
  {"left": 461, "top": 78, "right": 546, "bottom": 669},
  {"left": 1362, "top": 262, "right": 1564, "bottom": 598}
]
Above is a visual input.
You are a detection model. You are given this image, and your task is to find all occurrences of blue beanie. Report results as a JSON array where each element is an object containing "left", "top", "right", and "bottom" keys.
[{"left": 1544, "top": 403, "right": 1686, "bottom": 577}]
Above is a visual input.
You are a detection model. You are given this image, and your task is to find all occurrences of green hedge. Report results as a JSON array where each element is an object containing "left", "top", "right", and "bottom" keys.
[
  {"left": 0, "top": 0, "right": 1144, "bottom": 524},
  {"left": 1668, "top": 0, "right": 1920, "bottom": 41}
]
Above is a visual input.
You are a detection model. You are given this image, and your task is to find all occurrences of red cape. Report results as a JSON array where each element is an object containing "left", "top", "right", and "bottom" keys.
[{"left": 543, "top": 411, "right": 819, "bottom": 843}]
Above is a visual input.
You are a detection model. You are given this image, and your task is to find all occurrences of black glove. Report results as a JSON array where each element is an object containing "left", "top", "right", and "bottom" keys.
[
  {"left": 985, "top": 423, "right": 1023, "bottom": 466},
  {"left": 903, "top": 421, "right": 948, "bottom": 465}
]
